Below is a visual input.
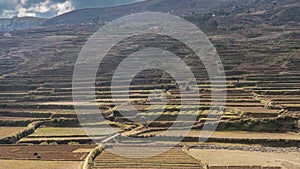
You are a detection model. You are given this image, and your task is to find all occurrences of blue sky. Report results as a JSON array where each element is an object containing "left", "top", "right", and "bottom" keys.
[{"left": 0, "top": 0, "right": 144, "bottom": 18}]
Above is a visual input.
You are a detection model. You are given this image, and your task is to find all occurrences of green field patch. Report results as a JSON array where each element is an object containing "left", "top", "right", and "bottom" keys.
[
  {"left": 18, "top": 136, "right": 105, "bottom": 144},
  {"left": 29, "top": 127, "right": 116, "bottom": 137},
  {"left": 282, "top": 104, "right": 300, "bottom": 107}
]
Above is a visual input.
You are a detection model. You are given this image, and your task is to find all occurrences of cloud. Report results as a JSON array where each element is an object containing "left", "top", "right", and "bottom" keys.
[
  {"left": 52, "top": 1, "right": 74, "bottom": 15},
  {"left": 2, "top": 9, "right": 16, "bottom": 18},
  {"left": 30, "top": 0, "right": 52, "bottom": 13},
  {"left": 17, "top": 4, "right": 37, "bottom": 17},
  {"left": 1, "top": 0, "right": 74, "bottom": 18},
  {"left": 20, "top": 0, "right": 28, "bottom": 5},
  {"left": 25, "top": 0, "right": 74, "bottom": 17},
  {"left": 1, "top": 0, "right": 144, "bottom": 18}
]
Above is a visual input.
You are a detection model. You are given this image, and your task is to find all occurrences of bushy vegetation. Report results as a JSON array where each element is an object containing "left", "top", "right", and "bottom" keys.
[
  {"left": 86, "top": 145, "right": 104, "bottom": 169},
  {"left": 0, "top": 121, "right": 43, "bottom": 144},
  {"left": 216, "top": 116, "right": 298, "bottom": 132}
]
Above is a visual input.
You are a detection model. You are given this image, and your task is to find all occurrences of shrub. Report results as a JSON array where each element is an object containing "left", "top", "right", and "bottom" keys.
[
  {"left": 0, "top": 121, "right": 43, "bottom": 144},
  {"left": 68, "top": 141, "right": 80, "bottom": 145},
  {"left": 85, "top": 145, "right": 104, "bottom": 169}
]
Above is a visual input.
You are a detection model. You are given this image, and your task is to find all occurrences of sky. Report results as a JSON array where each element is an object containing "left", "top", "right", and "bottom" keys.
[{"left": 0, "top": 0, "right": 144, "bottom": 18}]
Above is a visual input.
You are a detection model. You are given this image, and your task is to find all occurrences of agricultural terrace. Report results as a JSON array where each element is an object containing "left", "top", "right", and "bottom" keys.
[{"left": 0, "top": 1, "right": 299, "bottom": 168}]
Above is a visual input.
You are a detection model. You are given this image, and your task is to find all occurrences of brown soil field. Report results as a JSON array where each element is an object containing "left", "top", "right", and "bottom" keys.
[
  {"left": 189, "top": 149, "right": 300, "bottom": 169},
  {"left": 0, "top": 145, "right": 96, "bottom": 160},
  {"left": 92, "top": 146, "right": 203, "bottom": 169},
  {"left": 0, "top": 160, "right": 83, "bottom": 169}
]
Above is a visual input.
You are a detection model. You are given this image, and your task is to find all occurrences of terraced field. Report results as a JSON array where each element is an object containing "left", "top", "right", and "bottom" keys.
[
  {"left": 0, "top": 160, "right": 83, "bottom": 169},
  {"left": 138, "top": 130, "right": 300, "bottom": 140},
  {"left": 189, "top": 149, "right": 300, "bottom": 169},
  {"left": 0, "top": 27, "right": 299, "bottom": 168},
  {"left": 18, "top": 127, "right": 119, "bottom": 144},
  {"left": 0, "top": 145, "right": 95, "bottom": 160},
  {"left": 0, "top": 127, "right": 25, "bottom": 138},
  {"left": 92, "top": 146, "right": 204, "bottom": 169},
  {"left": 0, "top": 0, "right": 299, "bottom": 168}
]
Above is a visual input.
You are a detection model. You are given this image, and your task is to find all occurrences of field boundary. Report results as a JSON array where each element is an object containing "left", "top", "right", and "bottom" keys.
[
  {"left": 182, "top": 145, "right": 208, "bottom": 169},
  {"left": 132, "top": 135, "right": 300, "bottom": 147},
  {"left": 0, "top": 121, "right": 43, "bottom": 144},
  {"left": 82, "top": 144, "right": 104, "bottom": 169},
  {"left": 82, "top": 133, "right": 120, "bottom": 169}
]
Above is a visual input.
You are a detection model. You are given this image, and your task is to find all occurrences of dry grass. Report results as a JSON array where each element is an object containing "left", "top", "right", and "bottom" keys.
[
  {"left": 0, "top": 127, "right": 25, "bottom": 138},
  {"left": 19, "top": 136, "right": 104, "bottom": 142},
  {"left": 30, "top": 127, "right": 116, "bottom": 137}
]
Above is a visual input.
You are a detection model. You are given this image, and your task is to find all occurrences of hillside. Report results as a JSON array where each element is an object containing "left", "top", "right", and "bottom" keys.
[
  {"left": 43, "top": 0, "right": 241, "bottom": 26},
  {"left": 185, "top": 0, "right": 300, "bottom": 31},
  {"left": 0, "top": 17, "right": 46, "bottom": 32},
  {"left": 43, "top": 0, "right": 299, "bottom": 27},
  {"left": 0, "top": 0, "right": 299, "bottom": 168}
]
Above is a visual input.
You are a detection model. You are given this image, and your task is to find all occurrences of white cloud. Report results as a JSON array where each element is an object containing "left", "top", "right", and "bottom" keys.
[
  {"left": 20, "top": 0, "right": 28, "bottom": 5},
  {"left": 30, "top": 0, "right": 52, "bottom": 13},
  {"left": 16, "top": 4, "right": 37, "bottom": 17},
  {"left": 28, "top": 0, "right": 75, "bottom": 16},
  {"left": 1, "top": 0, "right": 75, "bottom": 18},
  {"left": 53, "top": 1, "right": 74, "bottom": 16},
  {"left": 2, "top": 9, "right": 16, "bottom": 18}
]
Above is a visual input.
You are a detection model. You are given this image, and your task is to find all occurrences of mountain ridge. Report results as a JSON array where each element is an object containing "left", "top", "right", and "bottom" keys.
[{"left": 43, "top": 0, "right": 240, "bottom": 26}]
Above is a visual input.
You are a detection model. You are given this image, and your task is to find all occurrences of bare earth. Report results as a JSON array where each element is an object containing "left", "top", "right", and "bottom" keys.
[
  {"left": 189, "top": 149, "right": 300, "bottom": 169},
  {"left": 0, "top": 160, "right": 82, "bottom": 169}
]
